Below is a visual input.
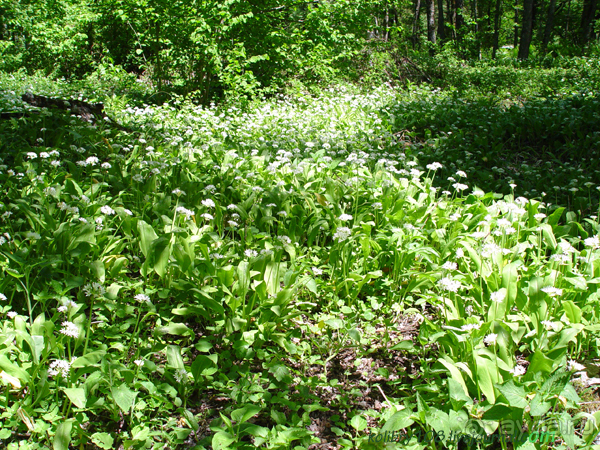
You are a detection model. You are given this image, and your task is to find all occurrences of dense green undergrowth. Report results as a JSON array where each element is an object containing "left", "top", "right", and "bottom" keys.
[{"left": 1, "top": 62, "right": 600, "bottom": 450}]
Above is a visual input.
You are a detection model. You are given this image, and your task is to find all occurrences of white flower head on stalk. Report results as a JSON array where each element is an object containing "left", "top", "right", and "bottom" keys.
[
  {"left": 441, "top": 262, "right": 457, "bottom": 271},
  {"left": 60, "top": 321, "right": 79, "bottom": 339},
  {"left": 83, "top": 282, "right": 105, "bottom": 298},
  {"left": 490, "top": 290, "right": 506, "bottom": 303},
  {"left": 333, "top": 227, "right": 351, "bottom": 242},
  {"left": 134, "top": 359, "right": 144, "bottom": 367},
  {"left": 244, "top": 249, "right": 257, "bottom": 258},
  {"left": 201, "top": 213, "right": 213, "bottom": 220},
  {"left": 426, "top": 162, "right": 443, "bottom": 171},
  {"left": 484, "top": 333, "right": 498, "bottom": 345},
  {"left": 134, "top": 294, "right": 151, "bottom": 303},
  {"left": 438, "top": 277, "right": 462, "bottom": 293},
  {"left": 338, "top": 214, "right": 353, "bottom": 222},
  {"left": 541, "top": 286, "right": 563, "bottom": 297},
  {"left": 510, "top": 365, "right": 527, "bottom": 376},
  {"left": 48, "top": 359, "right": 71, "bottom": 378},
  {"left": 172, "top": 188, "right": 186, "bottom": 197},
  {"left": 584, "top": 235, "right": 600, "bottom": 249},
  {"left": 176, "top": 206, "right": 194, "bottom": 218},
  {"left": 0, "top": 293, "right": 6, "bottom": 301},
  {"left": 100, "top": 205, "right": 115, "bottom": 215},
  {"left": 312, "top": 267, "right": 323, "bottom": 276},
  {"left": 453, "top": 183, "right": 469, "bottom": 192},
  {"left": 461, "top": 323, "right": 481, "bottom": 332},
  {"left": 201, "top": 199, "right": 215, "bottom": 209},
  {"left": 456, "top": 170, "right": 467, "bottom": 178}
]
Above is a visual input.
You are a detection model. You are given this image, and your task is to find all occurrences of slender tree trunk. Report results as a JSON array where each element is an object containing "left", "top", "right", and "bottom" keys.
[
  {"left": 542, "top": 0, "right": 557, "bottom": 51},
  {"left": 514, "top": 0, "right": 520, "bottom": 48},
  {"left": 438, "top": 0, "right": 446, "bottom": 40},
  {"left": 456, "top": 0, "right": 465, "bottom": 50},
  {"left": 427, "top": 0, "right": 437, "bottom": 45},
  {"left": 518, "top": 0, "right": 534, "bottom": 58},
  {"left": 412, "top": 0, "right": 423, "bottom": 47},
  {"left": 581, "top": 0, "right": 598, "bottom": 44},
  {"left": 473, "top": 0, "right": 480, "bottom": 58},
  {"left": 155, "top": 21, "right": 162, "bottom": 93},
  {"left": 492, "top": 0, "right": 502, "bottom": 58}
]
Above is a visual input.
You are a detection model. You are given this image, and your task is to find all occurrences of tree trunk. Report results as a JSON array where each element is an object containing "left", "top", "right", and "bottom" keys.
[
  {"left": 438, "top": 0, "right": 446, "bottom": 40},
  {"left": 427, "top": 0, "right": 437, "bottom": 44},
  {"left": 518, "top": 0, "right": 534, "bottom": 58},
  {"left": 492, "top": 0, "right": 502, "bottom": 58},
  {"left": 412, "top": 0, "right": 423, "bottom": 47},
  {"left": 581, "top": 0, "right": 598, "bottom": 44},
  {"left": 514, "top": 0, "right": 520, "bottom": 48},
  {"left": 542, "top": 0, "right": 557, "bottom": 51},
  {"left": 455, "top": 0, "right": 465, "bottom": 48},
  {"left": 473, "top": 0, "right": 480, "bottom": 58}
]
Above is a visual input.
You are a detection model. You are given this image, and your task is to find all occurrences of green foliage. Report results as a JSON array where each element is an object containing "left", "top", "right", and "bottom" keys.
[{"left": 1, "top": 68, "right": 600, "bottom": 448}]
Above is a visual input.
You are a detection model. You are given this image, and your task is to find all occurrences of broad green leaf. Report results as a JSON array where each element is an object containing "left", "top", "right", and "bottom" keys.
[
  {"left": 474, "top": 354, "right": 498, "bottom": 403},
  {"left": 0, "top": 355, "right": 30, "bottom": 383},
  {"left": 350, "top": 415, "right": 367, "bottom": 431},
  {"left": 71, "top": 350, "right": 106, "bottom": 368},
  {"left": 380, "top": 409, "right": 414, "bottom": 433},
  {"left": 528, "top": 350, "right": 553, "bottom": 374},
  {"left": 166, "top": 345, "right": 184, "bottom": 370},
  {"left": 91, "top": 432, "right": 114, "bottom": 449},
  {"left": 438, "top": 357, "right": 469, "bottom": 397},
  {"left": 231, "top": 405, "right": 261, "bottom": 424},
  {"left": 53, "top": 421, "right": 73, "bottom": 450},
  {"left": 497, "top": 380, "right": 527, "bottom": 409},
  {"left": 64, "top": 388, "right": 86, "bottom": 408},
  {"left": 137, "top": 220, "right": 158, "bottom": 258},
  {"left": 212, "top": 431, "right": 236, "bottom": 450},
  {"left": 111, "top": 383, "right": 137, "bottom": 413}
]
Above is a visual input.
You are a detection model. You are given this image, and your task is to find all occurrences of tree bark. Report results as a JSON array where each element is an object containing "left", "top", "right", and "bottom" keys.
[
  {"left": 581, "top": 0, "right": 598, "bottom": 44},
  {"left": 438, "top": 0, "right": 446, "bottom": 40},
  {"left": 473, "top": 0, "right": 480, "bottom": 58},
  {"left": 427, "top": 0, "right": 437, "bottom": 44},
  {"left": 542, "top": 0, "right": 557, "bottom": 51},
  {"left": 518, "top": 0, "right": 534, "bottom": 59},
  {"left": 455, "top": 0, "right": 465, "bottom": 48},
  {"left": 492, "top": 0, "right": 502, "bottom": 58},
  {"left": 412, "top": 0, "right": 423, "bottom": 47},
  {"left": 514, "top": 0, "right": 520, "bottom": 48}
]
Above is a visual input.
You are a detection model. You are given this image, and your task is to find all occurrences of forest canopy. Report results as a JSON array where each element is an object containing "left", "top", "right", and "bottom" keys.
[{"left": 0, "top": 0, "right": 598, "bottom": 101}]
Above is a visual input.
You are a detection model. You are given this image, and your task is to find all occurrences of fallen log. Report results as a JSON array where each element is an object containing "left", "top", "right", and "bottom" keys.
[{"left": 18, "top": 93, "right": 131, "bottom": 131}]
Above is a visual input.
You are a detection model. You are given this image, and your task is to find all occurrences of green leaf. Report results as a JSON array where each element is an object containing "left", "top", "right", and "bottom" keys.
[
  {"left": 231, "top": 405, "right": 261, "bottom": 424},
  {"left": 111, "top": 383, "right": 137, "bottom": 413},
  {"left": 53, "top": 421, "right": 73, "bottom": 450},
  {"left": 71, "top": 350, "right": 106, "bottom": 368},
  {"left": 137, "top": 220, "right": 158, "bottom": 258},
  {"left": 91, "top": 433, "right": 114, "bottom": 449},
  {"left": 482, "top": 403, "right": 512, "bottom": 420},
  {"left": 64, "top": 388, "right": 86, "bottom": 408},
  {"left": 528, "top": 350, "right": 553, "bottom": 374},
  {"left": 497, "top": 380, "right": 527, "bottom": 409},
  {"left": 438, "top": 357, "right": 470, "bottom": 397},
  {"left": 166, "top": 345, "right": 184, "bottom": 370},
  {"left": 155, "top": 322, "right": 193, "bottom": 337},
  {"left": 529, "top": 394, "right": 551, "bottom": 417},
  {"left": 152, "top": 237, "right": 171, "bottom": 278},
  {"left": 475, "top": 354, "right": 497, "bottom": 403},
  {"left": 380, "top": 409, "right": 414, "bottom": 433},
  {"left": 212, "top": 431, "right": 236, "bottom": 450},
  {"left": 350, "top": 415, "right": 367, "bottom": 432},
  {"left": 0, "top": 355, "right": 30, "bottom": 383},
  {"left": 562, "top": 301, "right": 582, "bottom": 324}
]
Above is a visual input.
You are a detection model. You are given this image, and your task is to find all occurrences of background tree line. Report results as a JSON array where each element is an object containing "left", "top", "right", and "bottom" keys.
[{"left": 0, "top": 0, "right": 598, "bottom": 101}]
